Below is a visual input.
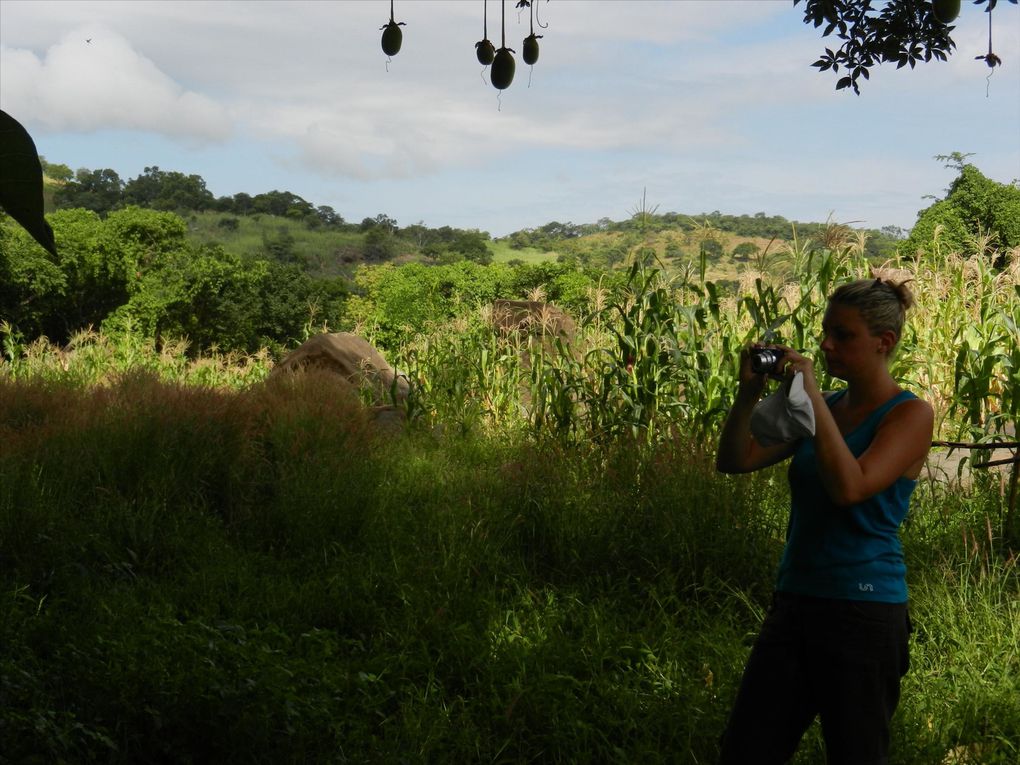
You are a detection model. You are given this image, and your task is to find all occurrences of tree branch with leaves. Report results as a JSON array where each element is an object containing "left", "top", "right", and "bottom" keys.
[{"left": 795, "top": 0, "right": 1016, "bottom": 94}]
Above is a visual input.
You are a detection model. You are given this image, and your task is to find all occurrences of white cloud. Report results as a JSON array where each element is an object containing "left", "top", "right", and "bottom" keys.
[
  {"left": 0, "top": 26, "right": 231, "bottom": 143},
  {"left": 1, "top": 0, "right": 1016, "bottom": 234}
]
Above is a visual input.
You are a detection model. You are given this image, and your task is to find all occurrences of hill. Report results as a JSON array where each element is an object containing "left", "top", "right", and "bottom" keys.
[{"left": 38, "top": 161, "right": 906, "bottom": 280}]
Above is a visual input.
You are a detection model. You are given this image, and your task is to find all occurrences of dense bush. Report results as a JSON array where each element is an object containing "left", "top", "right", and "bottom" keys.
[
  {"left": 900, "top": 163, "right": 1020, "bottom": 266},
  {"left": 0, "top": 208, "right": 349, "bottom": 354}
]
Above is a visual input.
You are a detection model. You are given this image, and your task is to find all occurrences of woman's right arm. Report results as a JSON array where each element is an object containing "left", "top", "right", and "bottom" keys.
[{"left": 715, "top": 348, "right": 798, "bottom": 474}]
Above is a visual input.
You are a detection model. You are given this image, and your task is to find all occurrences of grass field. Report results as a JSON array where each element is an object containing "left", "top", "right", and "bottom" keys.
[
  {"left": 489, "top": 239, "right": 559, "bottom": 264},
  {"left": 1, "top": 369, "right": 1016, "bottom": 764},
  {"left": 184, "top": 211, "right": 367, "bottom": 272}
]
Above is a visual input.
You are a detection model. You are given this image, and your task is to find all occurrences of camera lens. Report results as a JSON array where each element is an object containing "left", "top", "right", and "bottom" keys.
[{"left": 751, "top": 348, "right": 783, "bottom": 374}]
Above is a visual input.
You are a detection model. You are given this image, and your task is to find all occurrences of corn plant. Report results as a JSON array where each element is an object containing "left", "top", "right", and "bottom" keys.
[
  {"left": 527, "top": 338, "right": 584, "bottom": 440},
  {"left": 1, "top": 320, "right": 27, "bottom": 364},
  {"left": 396, "top": 319, "right": 529, "bottom": 434}
]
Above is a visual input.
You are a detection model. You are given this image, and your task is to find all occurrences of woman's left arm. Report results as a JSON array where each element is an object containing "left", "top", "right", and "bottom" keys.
[
  {"left": 814, "top": 398, "right": 933, "bottom": 506},
  {"left": 783, "top": 351, "right": 934, "bottom": 507}
]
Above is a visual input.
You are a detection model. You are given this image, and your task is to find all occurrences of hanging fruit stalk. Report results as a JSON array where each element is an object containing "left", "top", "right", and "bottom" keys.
[
  {"left": 491, "top": 0, "right": 516, "bottom": 89},
  {"left": 975, "top": 5, "right": 1002, "bottom": 68},
  {"left": 380, "top": 0, "right": 405, "bottom": 57},
  {"left": 476, "top": 0, "right": 496, "bottom": 65},
  {"left": 522, "top": 0, "right": 542, "bottom": 65}
]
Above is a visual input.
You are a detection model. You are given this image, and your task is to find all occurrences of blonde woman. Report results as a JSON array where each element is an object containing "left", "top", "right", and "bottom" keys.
[{"left": 716, "top": 278, "right": 934, "bottom": 765}]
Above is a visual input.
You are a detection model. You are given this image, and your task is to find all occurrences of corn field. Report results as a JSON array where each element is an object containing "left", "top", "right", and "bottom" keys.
[{"left": 3, "top": 241, "right": 1017, "bottom": 449}]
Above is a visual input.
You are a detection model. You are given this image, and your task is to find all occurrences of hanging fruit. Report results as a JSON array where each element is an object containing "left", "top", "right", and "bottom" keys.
[
  {"left": 491, "top": 0, "right": 516, "bottom": 89},
  {"left": 522, "top": 34, "right": 540, "bottom": 65},
  {"left": 491, "top": 47, "right": 516, "bottom": 89},
  {"left": 931, "top": 0, "right": 961, "bottom": 25},
  {"left": 476, "top": 0, "right": 496, "bottom": 65},
  {"left": 522, "top": 0, "right": 542, "bottom": 65},
  {"left": 974, "top": 4, "right": 1002, "bottom": 68},
  {"left": 380, "top": 0, "right": 405, "bottom": 57},
  {"left": 477, "top": 39, "right": 496, "bottom": 65}
]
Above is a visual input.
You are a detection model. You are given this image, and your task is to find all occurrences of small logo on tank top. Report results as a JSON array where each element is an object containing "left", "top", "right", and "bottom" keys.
[{"left": 858, "top": 582, "right": 875, "bottom": 592}]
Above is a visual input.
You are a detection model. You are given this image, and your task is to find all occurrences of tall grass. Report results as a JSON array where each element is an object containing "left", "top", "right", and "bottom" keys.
[{"left": 1, "top": 370, "right": 1016, "bottom": 763}]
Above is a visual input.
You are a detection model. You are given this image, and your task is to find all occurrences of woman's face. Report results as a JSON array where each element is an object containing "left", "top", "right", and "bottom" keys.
[{"left": 819, "top": 302, "right": 885, "bottom": 380}]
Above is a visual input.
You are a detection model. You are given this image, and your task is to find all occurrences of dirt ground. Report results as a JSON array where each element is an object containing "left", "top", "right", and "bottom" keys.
[{"left": 923, "top": 425, "right": 1018, "bottom": 485}]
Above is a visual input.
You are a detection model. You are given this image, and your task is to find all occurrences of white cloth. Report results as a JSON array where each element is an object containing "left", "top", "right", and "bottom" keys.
[{"left": 750, "top": 371, "right": 816, "bottom": 446}]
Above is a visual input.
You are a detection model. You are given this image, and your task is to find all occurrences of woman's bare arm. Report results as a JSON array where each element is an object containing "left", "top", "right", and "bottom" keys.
[{"left": 716, "top": 348, "right": 799, "bottom": 474}]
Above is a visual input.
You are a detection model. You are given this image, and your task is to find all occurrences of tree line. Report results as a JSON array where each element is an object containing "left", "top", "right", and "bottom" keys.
[
  {"left": 0, "top": 203, "right": 607, "bottom": 357},
  {"left": 41, "top": 160, "right": 498, "bottom": 267},
  {"left": 44, "top": 160, "right": 350, "bottom": 231},
  {"left": 7, "top": 156, "right": 1014, "bottom": 360},
  {"left": 36, "top": 160, "right": 905, "bottom": 263}
]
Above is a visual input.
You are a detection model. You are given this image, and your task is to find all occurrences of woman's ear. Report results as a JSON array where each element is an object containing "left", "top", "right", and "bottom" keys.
[{"left": 877, "top": 330, "right": 898, "bottom": 355}]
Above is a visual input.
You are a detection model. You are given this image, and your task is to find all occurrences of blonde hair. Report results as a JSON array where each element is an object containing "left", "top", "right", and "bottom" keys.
[{"left": 829, "top": 277, "right": 914, "bottom": 344}]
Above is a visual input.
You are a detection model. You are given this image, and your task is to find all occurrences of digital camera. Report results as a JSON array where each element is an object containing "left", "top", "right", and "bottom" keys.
[{"left": 750, "top": 347, "right": 785, "bottom": 375}]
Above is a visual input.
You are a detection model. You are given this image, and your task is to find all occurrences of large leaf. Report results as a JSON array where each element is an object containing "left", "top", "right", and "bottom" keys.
[{"left": 0, "top": 110, "right": 58, "bottom": 256}]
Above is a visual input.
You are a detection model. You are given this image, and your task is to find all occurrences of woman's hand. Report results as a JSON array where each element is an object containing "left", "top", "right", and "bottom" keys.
[
  {"left": 774, "top": 346, "right": 821, "bottom": 398},
  {"left": 716, "top": 344, "right": 800, "bottom": 474},
  {"left": 737, "top": 344, "right": 768, "bottom": 396}
]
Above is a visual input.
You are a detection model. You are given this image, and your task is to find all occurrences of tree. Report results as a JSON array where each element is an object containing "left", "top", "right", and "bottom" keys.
[
  {"left": 0, "top": 213, "right": 67, "bottom": 340},
  {"left": 230, "top": 192, "right": 254, "bottom": 215},
  {"left": 251, "top": 190, "right": 315, "bottom": 219},
  {"left": 901, "top": 160, "right": 1020, "bottom": 266},
  {"left": 262, "top": 226, "right": 301, "bottom": 265},
  {"left": 0, "top": 207, "right": 186, "bottom": 344},
  {"left": 796, "top": 0, "right": 1016, "bottom": 94},
  {"left": 700, "top": 239, "right": 724, "bottom": 259},
  {"left": 451, "top": 230, "right": 493, "bottom": 264},
  {"left": 39, "top": 156, "right": 74, "bottom": 183},
  {"left": 732, "top": 242, "right": 760, "bottom": 261},
  {"left": 104, "top": 243, "right": 348, "bottom": 354},
  {"left": 363, "top": 226, "right": 398, "bottom": 261},
  {"left": 54, "top": 167, "right": 124, "bottom": 215},
  {"left": 123, "top": 166, "right": 216, "bottom": 212},
  {"left": 316, "top": 205, "right": 343, "bottom": 228},
  {"left": 372, "top": 213, "right": 398, "bottom": 233}
]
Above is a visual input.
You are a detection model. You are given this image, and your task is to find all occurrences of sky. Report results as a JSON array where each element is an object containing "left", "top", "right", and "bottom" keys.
[{"left": 2, "top": 0, "right": 1018, "bottom": 237}]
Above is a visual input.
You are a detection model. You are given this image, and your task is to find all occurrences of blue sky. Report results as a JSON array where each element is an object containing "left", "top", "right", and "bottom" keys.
[{"left": 2, "top": 0, "right": 1018, "bottom": 237}]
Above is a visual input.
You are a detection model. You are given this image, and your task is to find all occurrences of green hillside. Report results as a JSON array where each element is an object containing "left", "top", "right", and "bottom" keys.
[{"left": 36, "top": 160, "right": 909, "bottom": 280}]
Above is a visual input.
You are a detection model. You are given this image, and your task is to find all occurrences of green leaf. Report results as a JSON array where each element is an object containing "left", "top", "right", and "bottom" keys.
[{"left": 0, "top": 110, "right": 57, "bottom": 256}]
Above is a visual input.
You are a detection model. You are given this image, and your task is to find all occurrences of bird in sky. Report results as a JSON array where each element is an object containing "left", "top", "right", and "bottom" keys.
[{"left": 85, "top": 38, "right": 92, "bottom": 44}]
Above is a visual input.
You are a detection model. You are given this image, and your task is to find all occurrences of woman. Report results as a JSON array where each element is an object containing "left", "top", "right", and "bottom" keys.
[{"left": 716, "top": 278, "right": 934, "bottom": 765}]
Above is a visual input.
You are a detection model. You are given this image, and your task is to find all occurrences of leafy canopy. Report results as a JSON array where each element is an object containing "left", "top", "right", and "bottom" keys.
[
  {"left": 900, "top": 155, "right": 1020, "bottom": 265},
  {"left": 795, "top": 0, "right": 1016, "bottom": 93}
]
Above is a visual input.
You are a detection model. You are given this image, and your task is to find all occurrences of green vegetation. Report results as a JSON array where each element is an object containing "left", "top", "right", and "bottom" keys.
[
  {"left": 488, "top": 238, "right": 551, "bottom": 265},
  {"left": 184, "top": 211, "right": 368, "bottom": 275},
  {"left": 795, "top": 0, "right": 1013, "bottom": 94},
  {"left": 3, "top": 245, "right": 1018, "bottom": 752},
  {"left": 0, "top": 207, "right": 349, "bottom": 354},
  {"left": 2, "top": 157, "right": 1018, "bottom": 761},
  {"left": 900, "top": 156, "right": 1020, "bottom": 268},
  {"left": 1, "top": 333, "right": 1016, "bottom": 763},
  {"left": 10, "top": 158, "right": 1007, "bottom": 358}
]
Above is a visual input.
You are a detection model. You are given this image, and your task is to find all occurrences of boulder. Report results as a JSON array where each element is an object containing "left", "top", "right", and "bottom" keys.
[
  {"left": 269, "top": 333, "right": 409, "bottom": 406},
  {"left": 490, "top": 300, "right": 576, "bottom": 340}
]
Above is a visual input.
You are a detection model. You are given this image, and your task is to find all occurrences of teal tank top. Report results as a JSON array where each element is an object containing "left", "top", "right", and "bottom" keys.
[{"left": 776, "top": 389, "right": 918, "bottom": 603}]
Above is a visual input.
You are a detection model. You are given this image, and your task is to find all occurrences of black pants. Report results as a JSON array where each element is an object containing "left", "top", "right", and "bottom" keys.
[{"left": 719, "top": 592, "right": 911, "bottom": 765}]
